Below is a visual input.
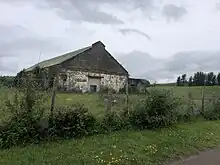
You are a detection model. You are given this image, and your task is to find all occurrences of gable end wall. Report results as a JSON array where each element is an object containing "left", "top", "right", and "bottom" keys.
[{"left": 58, "top": 70, "right": 127, "bottom": 92}]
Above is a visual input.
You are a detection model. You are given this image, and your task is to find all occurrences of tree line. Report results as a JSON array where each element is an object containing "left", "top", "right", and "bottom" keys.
[
  {"left": 0, "top": 67, "right": 49, "bottom": 88},
  {"left": 176, "top": 72, "right": 220, "bottom": 86}
]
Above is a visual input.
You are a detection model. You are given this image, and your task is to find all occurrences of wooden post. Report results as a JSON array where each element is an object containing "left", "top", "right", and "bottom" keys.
[
  {"left": 201, "top": 74, "right": 207, "bottom": 113},
  {"left": 126, "top": 75, "right": 129, "bottom": 112},
  {"left": 50, "top": 76, "right": 57, "bottom": 119},
  {"left": 201, "top": 85, "right": 205, "bottom": 113}
]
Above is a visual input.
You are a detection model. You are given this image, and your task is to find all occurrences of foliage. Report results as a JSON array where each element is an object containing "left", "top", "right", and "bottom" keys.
[
  {"left": 188, "top": 76, "right": 193, "bottom": 86},
  {"left": 0, "top": 84, "right": 47, "bottom": 149},
  {"left": 202, "top": 97, "right": 220, "bottom": 120},
  {"left": 119, "top": 86, "right": 143, "bottom": 94},
  {"left": 176, "top": 72, "right": 220, "bottom": 86},
  {"left": 177, "top": 71, "right": 218, "bottom": 86},
  {"left": 128, "top": 89, "right": 182, "bottom": 129},
  {"left": 50, "top": 104, "right": 97, "bottom": 138},
  {"left": 13, "top": 67, "right": 49, "bottom": 90},
  {"left": 32, "top": 66, "right": 48, "bottom": 89},
  {"left": 1, "top": 121, "right": 220, "bottom": 165},
  {"left": 176, "top": 74, "right": 187, "bottom": 86},
  {"left": 99, "top": 86, "right": 117, "bottom": 94},
  {"left": 2, "top": 83, "right": 220, "bottom": 150},
  {"left": 13, "top": 69, "right": 27, "bottom": 88},
  {"left": 0, "top": 76, "right": 15, "bottom": 88},
  {"left": 100, "top": 111, "right": 130, "bottom": 132},
  {"left": 217, "top": 73, "right": 220, "bottom": 85},
  {"left": 176, "top": 76, "right": 181, "bottom": 86}
]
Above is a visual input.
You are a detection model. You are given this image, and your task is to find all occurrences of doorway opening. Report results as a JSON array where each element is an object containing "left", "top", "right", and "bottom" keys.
[{"left": 90, "top": 85, "right": 97, "bottom": 92}]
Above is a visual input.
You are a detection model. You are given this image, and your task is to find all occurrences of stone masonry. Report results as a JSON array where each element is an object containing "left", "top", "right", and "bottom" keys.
[{"left": 58, "top": 70, "right": 127, "bottom": 92}]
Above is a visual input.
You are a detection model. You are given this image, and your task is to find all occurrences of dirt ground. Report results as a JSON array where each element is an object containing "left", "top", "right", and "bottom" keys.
[{"left": 169, "top": 147, "right": 220, "bottom": 165}]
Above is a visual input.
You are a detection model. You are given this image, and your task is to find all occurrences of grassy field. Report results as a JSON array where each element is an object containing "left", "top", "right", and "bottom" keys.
[
  {"left": 1, "top": 85, "right": 220, "bottom": 117},
  {"left": 1, "top": 121, "right": 220, "bottom": 165},
  {"left": 1, "top": 86, "right": 220, "bottom": 164}
]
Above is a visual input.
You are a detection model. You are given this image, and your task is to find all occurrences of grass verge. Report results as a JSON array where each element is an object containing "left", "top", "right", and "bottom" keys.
[{"left": 1, "top": 121, "right": 220, "bottom": 165}]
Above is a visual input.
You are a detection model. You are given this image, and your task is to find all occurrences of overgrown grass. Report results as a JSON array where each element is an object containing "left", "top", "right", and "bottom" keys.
[
  {"left": 1, "top": 121, "right": 220, "bottom": 165},
  {"left": 1, "top": 85, "right": 219, "bottom": 122},
  {"left": 1, "top": 85, "right": 220, "bottom": 164}
]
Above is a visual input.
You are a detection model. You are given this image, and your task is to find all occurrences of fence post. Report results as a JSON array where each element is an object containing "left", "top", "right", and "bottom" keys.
[
  {"left": 201, "top": 85, "right": 205, "bottom": 113},
  {"left": 201, "top": 74, "right": 207, "bottom": 113},
  {"left": 126, "top": 75, "right": 129, "bottom": 113},
  {"left": 50, "top": 76, "right": 56, "bottom": 118}
]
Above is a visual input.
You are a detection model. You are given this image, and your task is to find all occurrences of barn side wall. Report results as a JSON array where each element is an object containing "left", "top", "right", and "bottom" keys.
[{"left": 58, "top": 70, "right": 127, "bottom": 92}]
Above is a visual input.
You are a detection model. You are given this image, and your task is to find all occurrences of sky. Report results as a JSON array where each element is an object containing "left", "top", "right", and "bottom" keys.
[{"left": 0, "top": 0, "right": 220, "bottom": 82}]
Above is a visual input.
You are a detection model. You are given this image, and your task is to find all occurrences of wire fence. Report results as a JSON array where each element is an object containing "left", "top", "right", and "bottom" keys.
[
  {"left": 1, "top": 77, "right": 220, "bottom": 116},
  {"left": 0, "top": 77, "right": 130, "bottom": 116}
]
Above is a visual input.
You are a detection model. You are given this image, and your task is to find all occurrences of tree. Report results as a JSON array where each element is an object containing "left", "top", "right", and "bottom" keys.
[
  {"left": 193, "top": 72, "right": 206, "bottom": 86},
  {"left": 176, "top": 76, "right": 181, "bottom": 86},
  {"left": 181, "top": 74, "right": 187, "bottom": 85},
  {"left": 217, "top": 73, "right": 220, "bottom": 85},
  {"left": 188, "top": 76, "right": 193, "bottom": 86},
  {"left": 14, "top": 69, "right": 26, "bottom": 87},
  {"left": 32, "top": 66, "right": 47, "bottom": 89},
  {"left": 207, "top": 72, "right": 214, "bottom": 86},
  {"left": 211, "top": 74, "right": 217, "bottom": 86}
]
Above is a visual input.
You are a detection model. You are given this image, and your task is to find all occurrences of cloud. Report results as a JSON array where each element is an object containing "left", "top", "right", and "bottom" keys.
[
  {"left": 0, "top": 57, "right": 19, "bottom": 75},
  {"left": 118, "top": 50, "right": 220, "bottom": 83},
  {"left": 216, "top": 3, "right": 220, "bottom": 11},
  {"left": 162, "top": 4, "right": 187, "bottom": 22},
  {"left": 1, "top": 0, "right": 220, "bottom": 82},
  {"left": 165, "top": 51, "right": 220, "bottom": 73},
  {"left": 44, "top": 0, "right": 123, "bottom": 24},
  {"left": 0, "top": 25, "right": 62, "bottom": 56},
  {"left": 119, "top": 28, "right": 151, "bottom": 40},
  {"left": 117, "top": 51, "right": 165, "bottom": 79},
  {"left": 0, "top": 25, "right": 63, "bottom": 74}
]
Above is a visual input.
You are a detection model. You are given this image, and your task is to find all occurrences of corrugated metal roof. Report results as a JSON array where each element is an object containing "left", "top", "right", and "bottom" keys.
[{"left": 25, "top": 46, "right": 91, "bottom": 72}]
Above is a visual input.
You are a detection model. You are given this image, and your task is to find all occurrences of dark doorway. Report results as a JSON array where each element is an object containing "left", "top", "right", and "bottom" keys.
[{"left": 90, "top": 85, "right": 97, "bottom": 92}]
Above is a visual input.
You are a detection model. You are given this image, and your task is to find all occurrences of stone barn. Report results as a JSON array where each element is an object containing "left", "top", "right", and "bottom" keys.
[{"left": 26, "top": 41, "right": 129, "bottom": 92}]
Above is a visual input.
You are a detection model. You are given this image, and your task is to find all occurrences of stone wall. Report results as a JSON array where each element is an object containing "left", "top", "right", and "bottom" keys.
[{"left": 58, "top": 70, "right": 127, "bottom": 92}]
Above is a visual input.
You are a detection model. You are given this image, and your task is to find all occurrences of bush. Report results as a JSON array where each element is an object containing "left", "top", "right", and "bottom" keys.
[
  {"left": 202, "top": 97, "right": 220, "bottom": 120},
  {"left": 49, "top": 104, "right": 97, "bottom": 138},
  {"left": 0, "top": 85, "right": 47, "bottom": 149},
  {"left": 100, "top": 111, "right": 129, "bottom": 132},
  {"left": 99, "top": 86, "right": 117, "bottom": 94},
  {"left": 128, "top": 89, "right": 182, "bottom": 129}
]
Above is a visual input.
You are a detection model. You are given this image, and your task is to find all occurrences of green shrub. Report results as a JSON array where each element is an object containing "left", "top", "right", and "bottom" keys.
[
  {"left": 202, "top": 97, "right": 220, "bottom": 120},
  {"left": 50, "top": 104, "right": 97, "bottom": 138},
  {"left": 0, "top": 85, "right": 47, "bottom": 149},
  {"left": 100, "top": 111, "right": 128, "bottom": 132},
  {"left": 128, "top": 89, "right": 182, "bottom": 129}
]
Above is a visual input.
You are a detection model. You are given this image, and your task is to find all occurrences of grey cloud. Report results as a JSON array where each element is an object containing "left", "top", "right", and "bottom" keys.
[
  {"left": 0, "top": 25, "right": 63, "bottom": 74},
  {"left": 165, "top": 51, "right": 220, "bottom": 74},
  {"left": 119, "top": 28, "right": 151, "bottom": 40},
  {"left": 44, "top": 0, "right": 123, "bottom": 24},
  {"left": 162, "top": 4, "right": 187, "bottom": 22},
  {"left": 43, "top": 0, "right": 158, "bottom": 24},
  {"left": 118, "top": 51, "right": 220, "bottom": 82},
  {"left": 1, "top": 0, "right": 123, "bottom": 24},
  {"left": 216, "top": 3, "right": 220, "bottom": 11},
  {"left": 117, "top": 51, "right": 165, "bottom": 80},
  {"left": 0, "top": 57, "right": 18, "bottom": 73}
]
